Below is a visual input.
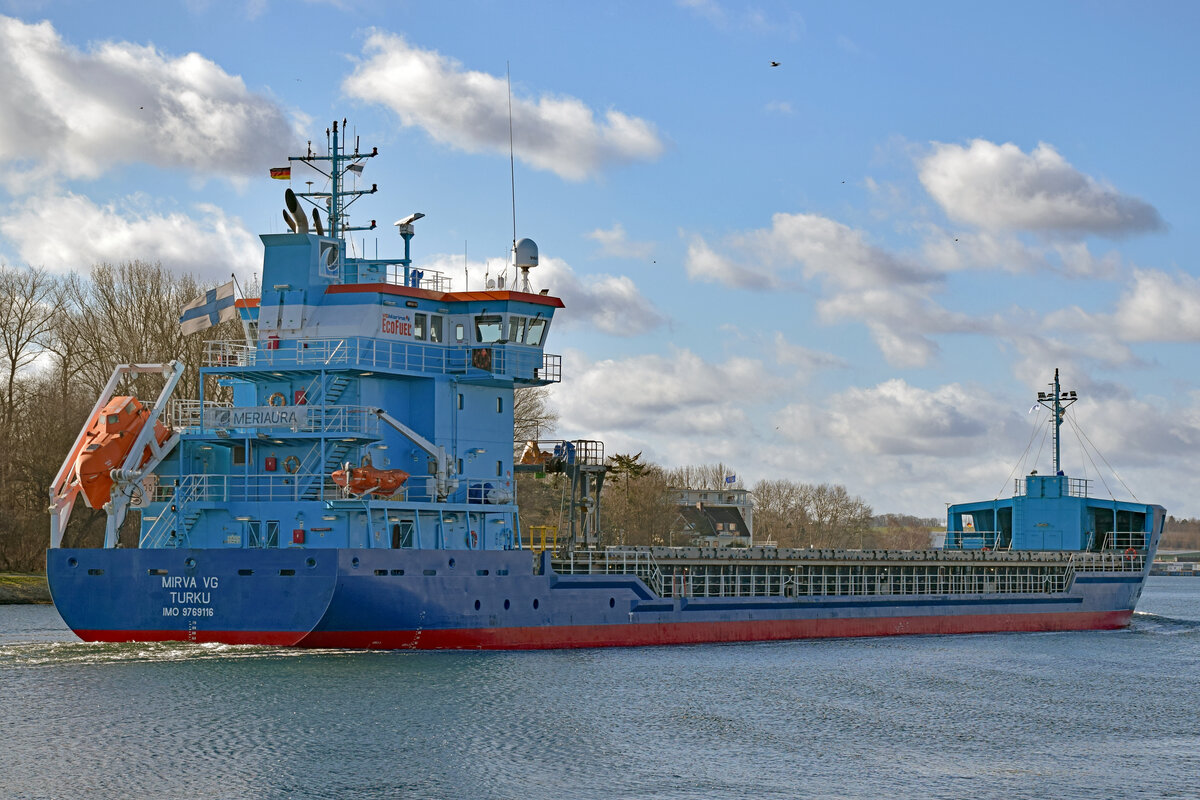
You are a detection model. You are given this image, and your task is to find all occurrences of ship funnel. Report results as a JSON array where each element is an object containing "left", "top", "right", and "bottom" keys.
[
  {"left": 515, "top": 238, "right": 538, "bottom": 292},
  {"left": 284, "top": 188, "right": 309, "bottom": 234}
]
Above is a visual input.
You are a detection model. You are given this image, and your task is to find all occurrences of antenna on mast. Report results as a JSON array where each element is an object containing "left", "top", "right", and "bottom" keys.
[
  {"left": 1035, "top": 368, "right": 1077, "bottom": 475},
  {"left": 507, "top": 62, "right": 517, "bottom": 260}
]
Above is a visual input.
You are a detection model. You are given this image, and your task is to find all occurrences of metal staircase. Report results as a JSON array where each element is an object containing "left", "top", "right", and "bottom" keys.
[{"left": 300, "top": 439, "right": 357, "bottom": 500}]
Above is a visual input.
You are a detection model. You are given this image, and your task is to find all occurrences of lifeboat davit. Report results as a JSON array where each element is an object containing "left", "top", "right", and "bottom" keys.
[
  {"left": 73, "top": 396, "right": 171, "bottom": 509},
  {"left": 331, "top": 456, "right": 410, "bottom": 496}
]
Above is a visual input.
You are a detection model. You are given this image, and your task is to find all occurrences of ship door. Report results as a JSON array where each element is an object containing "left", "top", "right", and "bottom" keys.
[
  {"left": 391, "top": 521, "right": 414, "bottom": 549},
  {"left": 248, "top": 520, "right": 280, "bottom": 548}
]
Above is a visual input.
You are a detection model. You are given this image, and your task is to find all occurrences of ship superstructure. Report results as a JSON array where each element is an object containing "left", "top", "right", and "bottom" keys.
[{"left": 46, "top": 123, "right": 1165, "bottom": 648}]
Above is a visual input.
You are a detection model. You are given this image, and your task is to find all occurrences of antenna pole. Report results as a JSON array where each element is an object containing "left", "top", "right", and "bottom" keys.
[
  {"left": 1036, "top": 368, "right": 1076, "bottom": 475},
  {"left": 507, "top": 62, "right": 517, "bottom": 259}
]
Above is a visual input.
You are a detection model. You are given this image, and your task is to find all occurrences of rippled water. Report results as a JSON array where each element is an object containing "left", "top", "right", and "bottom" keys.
[{"left": 3, "top": 577, "right": 1199, "bottom": 799}]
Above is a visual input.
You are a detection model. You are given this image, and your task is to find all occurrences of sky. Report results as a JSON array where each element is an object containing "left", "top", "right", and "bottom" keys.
[{"left": 1, "top": 0, "right": 1198, "bottom": 519}]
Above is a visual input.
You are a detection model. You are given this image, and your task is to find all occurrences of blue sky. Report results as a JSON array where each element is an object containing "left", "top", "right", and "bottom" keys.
[{"left": 1, "top": 0, "right": 1198, "bottom": 518}]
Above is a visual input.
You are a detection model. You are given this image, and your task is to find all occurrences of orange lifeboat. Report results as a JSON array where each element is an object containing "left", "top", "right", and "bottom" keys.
[
  {"left": 73, "top": 396, "right": 171, "bottom": 509},
  {"left": 332, "top": 455, "right": 410, "bottom": 496}
]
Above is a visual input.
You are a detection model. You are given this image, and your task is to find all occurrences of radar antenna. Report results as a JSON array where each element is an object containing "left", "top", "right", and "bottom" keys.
[
  {"left": 287, "top": 120, "right": 379, "bottom": 241},
  {"left": 1035, "top": 368, "right": 1077, "bottom": 475}
]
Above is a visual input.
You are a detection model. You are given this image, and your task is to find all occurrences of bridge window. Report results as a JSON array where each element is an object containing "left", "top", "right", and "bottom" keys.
[
  {"left": 526, "top": 316, "right": 547, "bottom": 346},
  {"left": 508, "top": 316, "right": 526, "bottom": 344},
  {"left": 430, "top": 315, "right": 443, "bottom": 343},
  {"left": 414, "top": 313, "right": 427, "bottom": 341},
  {"left": 475, "top": 315, "right": 503, "bottom": 343}
]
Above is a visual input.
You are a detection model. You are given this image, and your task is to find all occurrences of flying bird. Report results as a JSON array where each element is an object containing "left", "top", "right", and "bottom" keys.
[{"left": 770, "top": 61, "right": 781, "bottom": 67}]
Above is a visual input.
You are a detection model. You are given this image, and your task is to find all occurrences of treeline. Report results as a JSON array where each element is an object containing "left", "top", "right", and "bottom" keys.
[
  {"left": 516, "top": 452, "right": 939, "bottom": 550},
  {"left": 0, "top": 262, "right": 243, "bottom": 571},
  {"left": 1162, "top": 517, "right": 1200, "bottom": 551}
]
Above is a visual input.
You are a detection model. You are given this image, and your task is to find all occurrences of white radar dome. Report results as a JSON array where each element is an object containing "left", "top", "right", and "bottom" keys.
[{"left": 515, "top": 238, "right": 538, "bottom": 269}]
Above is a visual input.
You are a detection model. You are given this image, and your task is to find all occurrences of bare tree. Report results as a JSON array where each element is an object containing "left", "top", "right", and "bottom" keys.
[
  {"left": 0, "top": 265, "right": 64, "bottom": 508},
  {"left": 513, "top": 386, "right": 558, "bottom": 445},
  {"left": 750, "top": 478, "right": 872, "bottom": 549},
  {"left": 664, "top": 462, "right": 743, "bottom": 490},
  {"left": 66, "top": 260, "right": 238, "bottom": 399}
]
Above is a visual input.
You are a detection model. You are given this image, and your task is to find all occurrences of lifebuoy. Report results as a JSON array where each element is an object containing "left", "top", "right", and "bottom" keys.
[
  {"left": 1124, "top": 547, "right": 1137, "bottom": 561},
  {"left": 268, "top": 392, "right": 286, "bottom": 407},
  {"left": 283, "top": 455, "right": 300, "bottom": 474},
  {"left": 981, "top": 546, "right": 989, "bottom": 552},
  {"left": 465, "top": 529, "right": 478, "bottom": 549}
]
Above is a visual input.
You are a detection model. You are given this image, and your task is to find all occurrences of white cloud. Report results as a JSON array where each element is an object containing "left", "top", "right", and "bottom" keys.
[
  {"left": 0, "top": 190, "right": 259, "bottom": 280},
  {"left": 685, "top": 213, "right": 976, "bottom": 366},
  {"left": 772, "top": 331, "right": 845, "bottom": 372},
  {"left": 585, "top": 223, "right": 655, "bottom": 260},
  {"left": 676, "top": 0, "right": 805, "bottom": 38},
  {"left": 343, "top": 31, "right": 663, "bottom": 181},
  {"left": 1111, "top": 270, "right": 1200, "bottom": 342},
  {"left": 688, "top": 212, "right": 930, "bottom": 292},
  {"left": 554, "top": 348, "right": 775, "bottom": 452},
  {"left": 1042, "top": 269, "right": 1200, "bottom": 347},
  {"left": 918, "top": 139, "right": 1163, "bottom": 236},
  {"left": 824, "top": 379, "right": 996, "bottom": 456},
  {"left": 684, "top": 234, "right": 780, "bottom": 289},
  {"left": 538, "top": 256, "right": 666, "bottom": 336},
  {"left": 419, "top": 251, "right": 665, "bottom": 338},
  {"left": 0, "top": 15, "right": 299, "bottom": 183}
]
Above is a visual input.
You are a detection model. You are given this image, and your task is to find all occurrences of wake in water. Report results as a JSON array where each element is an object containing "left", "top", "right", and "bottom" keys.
[
  {"left": 0, "top": 639, "right": 367, "bottom": 669},
  {"left": 1130, "top": 610, "right": 1200, "bottom": 635}
]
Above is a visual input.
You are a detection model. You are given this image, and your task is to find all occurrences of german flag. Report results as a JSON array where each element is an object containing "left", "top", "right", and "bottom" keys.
[{"left": 269, "top": 167, "right": 291, "bottom": 180}]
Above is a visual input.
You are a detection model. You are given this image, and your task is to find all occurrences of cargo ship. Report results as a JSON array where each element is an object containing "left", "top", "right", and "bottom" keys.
[{"left": 46, "top": 123, "right": 1165, "bottom": 648}]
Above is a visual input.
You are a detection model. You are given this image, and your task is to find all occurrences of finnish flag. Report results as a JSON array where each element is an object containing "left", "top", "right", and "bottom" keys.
[{"left": 179, "top": 280, "right": 237, "bottom": 335}]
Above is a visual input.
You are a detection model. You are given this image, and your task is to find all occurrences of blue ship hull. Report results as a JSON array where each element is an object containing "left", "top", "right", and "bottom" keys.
[{"left": 47, "top": 547, "right": 1147, "bottom": 649}]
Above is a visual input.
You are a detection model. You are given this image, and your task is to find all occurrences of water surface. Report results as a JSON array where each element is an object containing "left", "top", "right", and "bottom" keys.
[{"left": 3, "top": 577, "right": 1198, "bottom": 799}]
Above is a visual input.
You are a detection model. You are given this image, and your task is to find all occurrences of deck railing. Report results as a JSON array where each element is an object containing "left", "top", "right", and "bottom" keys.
[{"left": 204, "top": 336, "right": 560, "bottom": 384}]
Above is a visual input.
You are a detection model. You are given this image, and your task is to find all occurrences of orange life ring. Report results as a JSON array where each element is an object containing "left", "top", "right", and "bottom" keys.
[
  {"left": 268, "top": 392, "right": 286, "bottom": 407},
  {"left": 981, "top": 547, "right": 989, "bottom": 552},
  {"left": 283, "top": 455, "right": 300, "bottom": 474},
  {"left": 1124, "top": 547, "right": 1137, "bottom": 561}
]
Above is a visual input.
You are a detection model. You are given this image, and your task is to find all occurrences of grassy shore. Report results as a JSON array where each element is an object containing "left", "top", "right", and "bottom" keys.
[{"left": 0, "top": 573, "right": 51, "bottom": 604}]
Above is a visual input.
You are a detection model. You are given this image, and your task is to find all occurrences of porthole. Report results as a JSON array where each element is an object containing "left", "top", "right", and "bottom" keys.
[
  {"left": 449, "top": 558, "right": 456, "bottom": 568},
  {"left": 504, "top": 599, "right": 510, "bottom": 610},
  {"left": 67, "top": 558, "right": 78, "bottom": 568},
  {"left": 533, "top": 598, "right": 540, "bottom": 610},
  {"left": 474, "top": 600, "right": 481, "bottom": 610},
  {"left": 609, "top": 597, "right": 615, "bottom": 608},
  {"left": 185, "top": 557, "right": 196, "bottom": 569},
  {"left": 306, "top": 558, "right": 316, "bottom": 568},
  {"left": 352, "top": 557, "right": 360, "bottom": 568}
]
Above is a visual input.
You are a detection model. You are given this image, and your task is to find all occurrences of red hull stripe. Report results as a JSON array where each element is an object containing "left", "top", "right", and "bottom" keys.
[{"left": 75, "top": 609, "right": 1132, "bottom": 650}]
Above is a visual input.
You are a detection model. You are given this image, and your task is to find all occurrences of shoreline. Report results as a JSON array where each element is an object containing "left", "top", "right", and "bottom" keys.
[{"left": 0, "top": 574, "right": 52, "bottom": 604}]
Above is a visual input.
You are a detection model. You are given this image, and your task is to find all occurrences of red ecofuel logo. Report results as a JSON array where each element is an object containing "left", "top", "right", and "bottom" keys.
[{"left": 381, "top": 312, "right": 412, "bottom": 336}]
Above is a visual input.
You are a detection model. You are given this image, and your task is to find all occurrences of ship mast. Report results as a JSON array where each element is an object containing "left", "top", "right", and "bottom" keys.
[
  {"left": 289, "top": 120, "right": 379, "bottom": 241},
  {"left": 1035, "top": 368, "right": 1077, "bottom": 475}
]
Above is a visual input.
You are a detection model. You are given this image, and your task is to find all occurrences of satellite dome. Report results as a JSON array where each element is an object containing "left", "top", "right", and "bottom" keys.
[{"left": 514, "top": 238, "right": 538, "bottom": 269}]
